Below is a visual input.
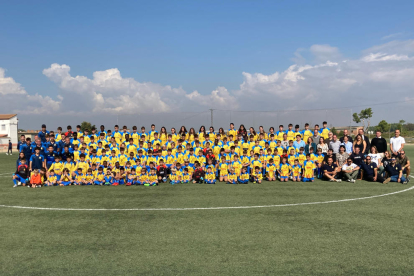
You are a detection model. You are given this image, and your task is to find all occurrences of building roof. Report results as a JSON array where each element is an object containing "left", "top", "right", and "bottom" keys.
[
  {"left": 0, "top": 134, "right": 8, "bottom": 138},
  {"left": 0, "top": 114, "right": 17, "bottom": 120}
]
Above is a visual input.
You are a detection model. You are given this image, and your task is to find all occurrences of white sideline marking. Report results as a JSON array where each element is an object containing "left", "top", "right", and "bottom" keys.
[{"left": 1, "top": 185, "right": 413, "bottom": 211}]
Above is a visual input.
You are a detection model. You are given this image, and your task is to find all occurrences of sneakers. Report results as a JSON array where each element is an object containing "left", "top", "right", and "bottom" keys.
[
  {"left": 335, "top": 179, "right": 342, "bottom": 183},
  {"left": 13, "top": 184, "right": 17, "bottom": 188},
  {"left": 403, "top": 181, "right": 408, "bottom": 184},
  {"left": 5, "top": 153, "right": 8, "bottom": 155},
  {"left": 329, "top": 179, "right": 335, "bottom": 182},
  {"left": 383, "top": 178, "right": 391, "bottom": 184},
  {"left": 351, "top": 179, "right": 356, "bottom": 183},
  {"left": 347, "top": 179, "right": 351, "bottom": 182}
]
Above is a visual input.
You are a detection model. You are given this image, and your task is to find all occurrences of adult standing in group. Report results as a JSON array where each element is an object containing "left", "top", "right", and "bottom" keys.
[
  {"left": 305, "top": 137, "right": 316, "bottom": 155},
  {"left": 340, "top": 135, "right": 353, "bottom": 154},
  {"left": 353, "top": 134, "right": 366, "bottom": 154},
  {"left": 336, "top": 145, "right": 349, "bottom": 168},
  {"left": 38, "top": 124, "right": 49, "bottom": 143},
  {"left": 293, "top": 135, "right": 305, "bottom": 152},
  {"left": 339, "top": 129, "right": 353, "bottom": 143},
  {"left": 358, "top": 129, "right": 370, "bottom": 154},
  {"left": 329, "top": 135, "right": 341, "bottom": 154},
  {"left": 324, "top": 132, "right": 334, "bottom": 145},
  {"left": 317, "top": 137, "right": 329, "bottom": 154},
  {"left": 17, "top": 135, "right": 25, "bottom": 152},
  {"left": 370, "top": 130, "right": 387, "bottom": 158},
  {"left": 311, "top": 129, "right": 320, "bottom": 144},
  {"left": 390, "top": 130, "right": 405, "bottom": 157},
  {"left": 396, "top": 150, "right": 410, "bottom": 182}
]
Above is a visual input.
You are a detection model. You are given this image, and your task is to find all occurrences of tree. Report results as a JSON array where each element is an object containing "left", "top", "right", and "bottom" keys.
[
  {"left": 398, "top": 120, "right": 406, "bottom": 133},
  {"left": 331, "top": 127, "right": 338, "bottom": 136},
  {"left": 376, "top": 120, "right": 390, "bottom": 133},
  {"left": 80, "top": 121, "right": 95, "bottom": 133},
  {"left": 352, "top": 108, "right": 373, "bottom": 133}
]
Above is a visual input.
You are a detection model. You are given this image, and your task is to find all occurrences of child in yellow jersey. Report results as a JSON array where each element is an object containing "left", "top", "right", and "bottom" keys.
[
  {"left": 45, "top": 170, "right": 57, "bottom": 186},
  {"left": 137, "top": 169, "right": 148, "bottom": 185},
  {"left": 127, "top": 168, "right": 137, "bottom": 186},
  {"left": 169, "top": 168, "right": 179, "bottom": 185},
  {"left": 118, "top": 167, "right": 126, "bottom": 185},
  {"left": 303, "top": 154, "right": 315, "bottom": 182},
  {"left": 278, "top": 158, "right": 291, "bottom": 182},
  {"left": 148, "top": 168, "right": 158, "bottom": 186},
  {"left": 287, "top": 149, "right": 297, "bottom": 166},
  {"left": 266, "top": 158, "right": 276, "bottom": 181},
  {"left": 94, "top": 167, "right": 105, "bottom": 185},
  {"left": 238, "top": 167, "right": 249, "bottom": 184},
  {"left": 252, "top": 166, "right": 263, "bottom": 184},
  {"left": 205, "top": 167, "right": 216, "bottom": 184},
  {"left": 227, "top": 168, "right": 238, "bottom": 184},
  {"left": 84, "top": 168, "right": 94, "bottom": 185},
  {"left": 73, "top": 168, "right": 85, "bottom": 185},
  {"left": 297, "top": 147, "right": 306, "bottom": 166},
  {"left": 182, "top": 168, "right": 191, "bottom": 183},
  {"left": 218, "top": 156, "right": 228, "bottom": 182},
  {"left": 231, "top": 155, "right": 242, "bottom": 176},
  {"left": 315, "top": 148, "right": 325, "bottom": 178},
  {"left": 291, "top": 160, "right": 302, "bottom": 182},
  {"left": 59, "top": 168, "right": 73, "bottom": 186}
]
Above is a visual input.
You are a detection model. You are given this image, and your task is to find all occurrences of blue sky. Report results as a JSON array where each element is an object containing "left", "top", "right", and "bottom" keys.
[{"left": 1, "top": 0, "right": 414, "bottom": 129}]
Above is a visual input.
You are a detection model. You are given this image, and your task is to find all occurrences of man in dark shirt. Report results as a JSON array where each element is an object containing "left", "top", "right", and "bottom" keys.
[
  {"left": 322, "top": 157, "right": 341, "bottom": 182},
  {"left": 370, "top": 130, "right": 387, "bottom": 157},
  {"left": 361, "top": 156, "right": 385, "bottom": 183},
  {"left": 20, "top": 138, "right": 33, "bottom": 160},
  {"left": 384, "top": 157, "right": 407, "bottom": 184},
  {"left": 339, "top": 129, "right": 353, "bottom": 143},
  {"left": 17, "top": 134, "right": 25, "bottom": 151},
  {"left": 323, "top": 149, "right": 337, "bottom": 165},
  {"left": 38, "top": 124, "right": 49, "bottom": 143},
  {"left": 350, "top": 147, "right": 364, "bottom": 167},
  {"left": 30, "top": 147, "right": 46, "bottom": 171}
]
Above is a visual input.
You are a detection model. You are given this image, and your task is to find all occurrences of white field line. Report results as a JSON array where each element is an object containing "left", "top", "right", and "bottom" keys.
[{"left": 0, "top": 184, "right": 413, "bottom": 211}]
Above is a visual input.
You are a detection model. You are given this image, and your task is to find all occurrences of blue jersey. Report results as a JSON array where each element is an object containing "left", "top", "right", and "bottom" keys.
[
  {"left": 38, "top": 130, "right": 50, "bottom": 143},
  {"left": 30, "top": 154, "right": 44, "bottom": 170}
]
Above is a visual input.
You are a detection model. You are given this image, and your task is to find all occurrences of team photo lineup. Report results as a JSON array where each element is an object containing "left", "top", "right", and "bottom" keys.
[{"left": 13, "top": 121, "right": 410, "bottom": 188}]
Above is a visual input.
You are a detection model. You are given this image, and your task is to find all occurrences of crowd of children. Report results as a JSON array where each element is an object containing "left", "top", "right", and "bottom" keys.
[{"left": 14, "top": 123, "right": 332, "bottom": 188}]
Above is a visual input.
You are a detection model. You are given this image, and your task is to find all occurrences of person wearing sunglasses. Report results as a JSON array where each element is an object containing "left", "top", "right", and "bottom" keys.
[
  {"left": 396, "top": 150, "right": 411, "bottom": 182},
  {"left": 341, "top": 158, "right": 360, "bottom": 183},
  {"left": 384, "top": 157, "right": 408, "bottom": 184},
  {"left": 360, "top": 156, "right": 385, "bottom": 183}
]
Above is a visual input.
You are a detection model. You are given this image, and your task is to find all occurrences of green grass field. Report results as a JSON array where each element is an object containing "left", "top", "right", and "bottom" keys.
[{"left": 1, "top": 147, "right": 413, "bottom": 275}]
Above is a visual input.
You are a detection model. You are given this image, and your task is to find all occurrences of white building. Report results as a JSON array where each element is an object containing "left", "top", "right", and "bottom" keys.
[{"left": 0, "top": 114, "right": 18, "bottom": 148}]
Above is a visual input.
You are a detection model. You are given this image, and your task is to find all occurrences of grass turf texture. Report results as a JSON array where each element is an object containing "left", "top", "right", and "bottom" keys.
[{"left": 0, "top": 147, "right": 413, "bottom": 275}]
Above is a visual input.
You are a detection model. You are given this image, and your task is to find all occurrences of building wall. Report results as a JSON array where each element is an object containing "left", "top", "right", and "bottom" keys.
[{"left": 0, "top": 116, "right": 18, "bottom": 145}]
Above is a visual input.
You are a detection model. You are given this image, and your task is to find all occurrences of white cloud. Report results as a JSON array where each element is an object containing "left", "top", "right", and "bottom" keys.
[
  {"left": 2, "top": 40, "right": 414, "bottom": 127},
  {"left": 0, "top": 68, "right": 60, "bottom": 114},
  {"left": 381, "top": 32, "right": 404, "bottom": 40}
]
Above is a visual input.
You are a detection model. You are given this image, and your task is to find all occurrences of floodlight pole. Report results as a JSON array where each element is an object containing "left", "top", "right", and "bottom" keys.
[{"left": 210, "top": 109, "right": 214, "bottom": 128}]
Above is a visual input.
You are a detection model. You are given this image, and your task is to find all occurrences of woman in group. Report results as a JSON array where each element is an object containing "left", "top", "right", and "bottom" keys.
[
  {"left": 305, "top": 137, "right": 316, "bottom": 155},
  {"left": 178, "top": 126, "right": 188, "bottom": 141},
  {"left": 199, "top": 126, "right": 207, "bottom": 143},
  {"left": 336, "top": 145, "right": 349, "bottom": 168},
  {"left": 208, "top": 127, "right": 216, "bottom": 141},
  {"left": 268, "top": 127, "right": 276, "bottom": 139},
  {"left": 238, "top": 124, "right": 247, "bottom": 140},
  {"left": 353, "top": 134, "right": 366, "bottom": 154},
  {"left": 159, "top": 127, "right": 168, "bottom": 145},
  {"left": 248, "top": 127, "right": 258, "bottom": 140},
  {"left": 258, "top": 126, "right": 267, "bottom": 140},
  {"left": 368, "top": 146, "right": 384, "bottom": 175},
  {"left": 317, "top": 137, "right": 329, "bottom": 154},
  {"left": 170, "top": 127, "right": 178, "bottom": 143},
  {"left": 187, "top": 128, "right": 196, "bottom": 143},
  {"left": 218, "top": 127, "right": 226, "bottom": 140}
]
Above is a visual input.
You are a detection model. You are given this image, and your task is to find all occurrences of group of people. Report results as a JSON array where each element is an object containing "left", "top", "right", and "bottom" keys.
[{"left": 12, "top": 121, "right": 410, "bottom": 188}]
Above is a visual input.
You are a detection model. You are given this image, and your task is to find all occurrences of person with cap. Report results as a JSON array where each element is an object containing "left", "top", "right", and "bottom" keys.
[
  {"left": 384, "top": 156, "right": 408, "bottom": 184},
  {"left": 360, "top": 155, "right": 385, "bottom": 183},
  {"left": 38, "top": 124, "right": 49, "bottom": 143}
]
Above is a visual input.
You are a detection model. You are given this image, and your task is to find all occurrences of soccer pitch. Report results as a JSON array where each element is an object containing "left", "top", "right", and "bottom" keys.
[{"left": 1, "top": 147, "right": 413, "bottom": 275}]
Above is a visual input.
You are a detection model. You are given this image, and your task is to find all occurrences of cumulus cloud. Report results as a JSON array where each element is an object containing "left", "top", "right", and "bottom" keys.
[
  {"left": 2, "top": 39, "right": 414, "bottom": 127},
  {"left": 42, "top": 64, "right": 236, "bottom": 114},
  {"left": 0, "top": 68, "right": 60, "bottom": 114}
]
